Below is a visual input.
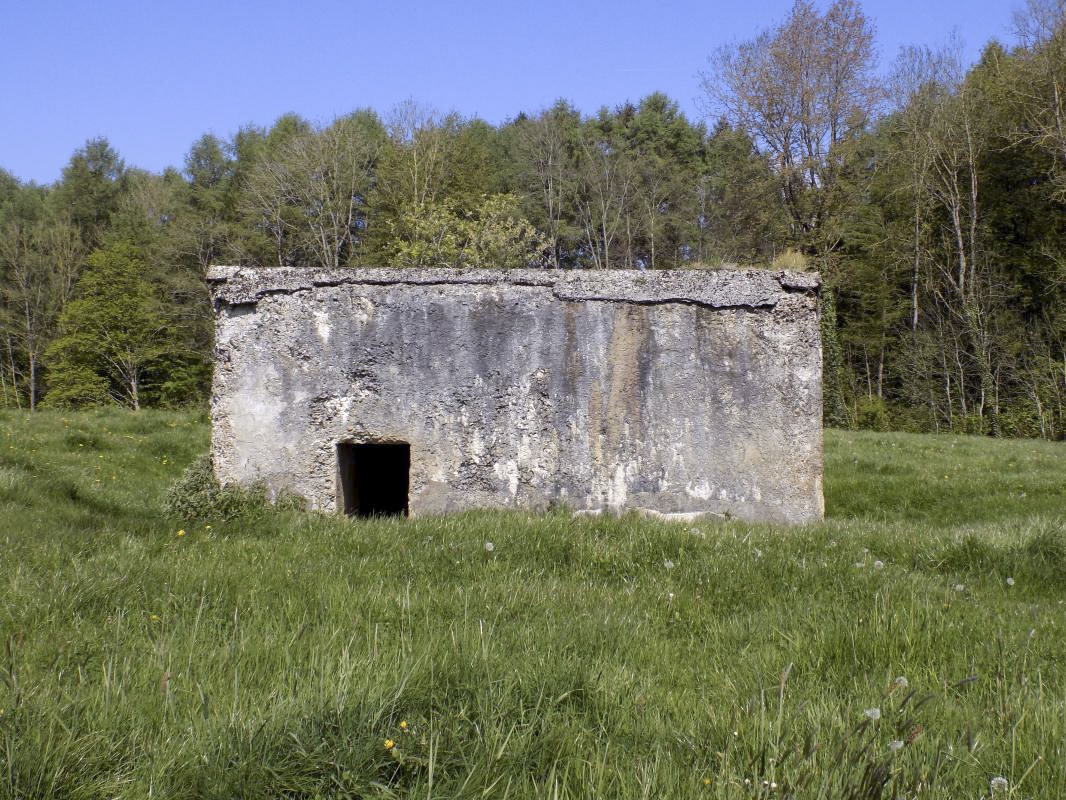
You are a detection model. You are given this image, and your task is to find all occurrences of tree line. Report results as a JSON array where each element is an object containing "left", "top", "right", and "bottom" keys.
[{"left": 1, "top": 0, "right": 1064, "bottom": 438}]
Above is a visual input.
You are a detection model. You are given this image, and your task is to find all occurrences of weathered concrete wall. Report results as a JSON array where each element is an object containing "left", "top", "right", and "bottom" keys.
[{"left": 207, "top": 267, "right": 823, "bottom": 524}]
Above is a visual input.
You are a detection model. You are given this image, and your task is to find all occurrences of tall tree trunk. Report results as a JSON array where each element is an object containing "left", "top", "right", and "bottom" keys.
[
  {"left": 939, "top": 335, "right": 953, "bottom": 430},
  {"left": 911, "top": 201, "right": 921, "bottom": 332},
  {"left": 877, "top": 349, "right": 884, "bottom": 398},
  {"left": 963, "top": 301, "right": 998, "bottom": 435},
  {"left": 5, "top": 336, "right": 21, "bottom": 410},
  {"left": 28, "top": 355, "right": 35, "bottom": 412},
  {"left": 0, "top": 345, "right": 8, "bottom": 408}
]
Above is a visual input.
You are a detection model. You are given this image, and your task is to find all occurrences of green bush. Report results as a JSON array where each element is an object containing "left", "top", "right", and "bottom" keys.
[
  {"left": 41, "top": 364, "right": 110, "bottom": 408},
  {"left": 997, "top": 406, "right": 1046, "bottom": 439},
  {"left": 162, "top": 455, "right": 305, "bottom": 522},
  {"left": 885, "top": 402, "right": 938, "bottom": 433},
  {"left": 960, "top": 413, "right": 988, "bottom": 436},
  {"left": 854, "top": 396, "right": 890, "bottom": 431},
  {"left": 771, "top": 247, "right": 809, "bottom": 269}
]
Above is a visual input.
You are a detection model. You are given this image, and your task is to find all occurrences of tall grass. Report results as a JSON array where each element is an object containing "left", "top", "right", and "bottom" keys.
[{"left": 1, "top": 409, "right": 1065, "bottom": 798}]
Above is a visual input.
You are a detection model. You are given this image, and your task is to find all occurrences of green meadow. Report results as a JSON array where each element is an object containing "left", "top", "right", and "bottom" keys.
[{"left": 2, "top": 409, "right": 1066, "bottom": 799}]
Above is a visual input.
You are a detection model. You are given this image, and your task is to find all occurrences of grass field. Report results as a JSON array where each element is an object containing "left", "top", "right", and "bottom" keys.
[{"left": 2, "top": 409, "right": 1066, "bottom": 799}]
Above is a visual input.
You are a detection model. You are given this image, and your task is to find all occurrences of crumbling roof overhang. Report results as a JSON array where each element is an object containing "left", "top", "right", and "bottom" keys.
[{"left": 206, "top": 267, "right": 820, "bottom": 311}]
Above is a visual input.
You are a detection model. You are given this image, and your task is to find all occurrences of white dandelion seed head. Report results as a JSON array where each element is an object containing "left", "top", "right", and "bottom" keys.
[
  {"left": 990, "top": 776, "right": 1009, "bottom": 792},
  {"left": 484, "top": 541, "right": 495, "bottom": 552},
  {"left": 664, "top": 559, "right": 675, "bottom": 569},
  {"left": 1006, "top": 577, "right": 1015, "bottom": 586},
  {"left": 888, "top": 740, "right": 904, "bottom": 751},
  {"left": 893, "top": 676, "right": 908, "bottom": 690},
  {"left": 873, "top": 560, "right": 885, "bottom": 570},
  {"left": 864, "top": 707, "right": 881, "bottom": 721}
]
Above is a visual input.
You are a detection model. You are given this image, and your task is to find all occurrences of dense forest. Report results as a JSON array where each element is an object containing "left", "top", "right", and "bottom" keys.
[{"left": 1, "top": 0, "right": 1064, "bottom": 438}]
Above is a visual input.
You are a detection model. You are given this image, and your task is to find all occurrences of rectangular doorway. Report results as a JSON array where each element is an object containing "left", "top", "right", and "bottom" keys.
[{"left": 337, "top": 442, "right": 410, "bottom": 517}]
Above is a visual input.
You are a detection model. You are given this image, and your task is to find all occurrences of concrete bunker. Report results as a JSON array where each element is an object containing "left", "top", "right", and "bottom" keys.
[{"left": 207, "top": 267, "right": 824, "bottom": 525}]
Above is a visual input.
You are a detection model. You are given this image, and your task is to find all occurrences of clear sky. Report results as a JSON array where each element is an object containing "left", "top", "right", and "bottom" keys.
[{"left": 1, "top": 0, "right": 1018, "bottom": 185}]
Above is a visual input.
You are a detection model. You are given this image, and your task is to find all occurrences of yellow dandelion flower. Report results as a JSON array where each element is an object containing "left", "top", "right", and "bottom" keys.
[
  {"left": 703, "top": 777, "right": 711, "bottom": 786},
  {"left": 384, "top": 738, "right": 395, "bottom": 750},
  {"left": 150, "top": 614, "right": 160, "bottom": 622},
  {"left": 399, "top": 720, "right": 408, "bottom": 731},
  {"left": 177, "top": 530, "right": 186, "bottom": 537}
]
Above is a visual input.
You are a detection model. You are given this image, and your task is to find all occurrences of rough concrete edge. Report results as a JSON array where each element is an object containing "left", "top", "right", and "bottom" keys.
[
  {"left": 573, "top": 507, "right": 726, "bottom": 522},
  {"left": 206, "top": 266, "right": 821, "bottom": 310}
]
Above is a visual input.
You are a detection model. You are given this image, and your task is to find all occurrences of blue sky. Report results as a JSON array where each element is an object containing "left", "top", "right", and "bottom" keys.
[{"left": 1, "top": 0, "right": 1018, "bottom": 185}]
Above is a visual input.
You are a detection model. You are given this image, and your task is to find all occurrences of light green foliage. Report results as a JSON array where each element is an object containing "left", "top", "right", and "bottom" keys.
[
  {"left": 770, "top": 248, "right": 809, "bottom": 270},
  {"left": 390, "top": 193, "right": 549, "bottom": 269},
  {"left": 466, "top": 193, "right": 551, "bottom": 268},
  {"left": 388, "top": 200, "right": 464, "bottom": 268},
  {"left": 44, "top": 242, "right": 197, "bottom": 409},
  {"left": 2, "top": 411, "right": 1066, "bottom": 797}
]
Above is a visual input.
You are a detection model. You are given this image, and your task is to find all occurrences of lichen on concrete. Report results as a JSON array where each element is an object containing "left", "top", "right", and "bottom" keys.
[{"left": 207, "top": 267, "right": 824, "bottom": 524}]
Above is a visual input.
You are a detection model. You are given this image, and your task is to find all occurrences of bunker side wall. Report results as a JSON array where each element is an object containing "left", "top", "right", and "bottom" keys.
[{"left": 209, "top": 269, "right": 823, "bottom": 524}]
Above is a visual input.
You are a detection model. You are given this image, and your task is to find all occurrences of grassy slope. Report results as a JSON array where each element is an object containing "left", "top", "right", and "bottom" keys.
[{"left": 1, "top": 410, "right": 1066, "bottom": 799}]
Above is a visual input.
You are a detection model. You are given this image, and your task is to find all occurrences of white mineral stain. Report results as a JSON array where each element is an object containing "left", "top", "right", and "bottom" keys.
[
  {"left": 350, "top": 297, "right": 374, "bottom": 325},
  {"left": 685, "top": 480, "right": 712, "bottom": 500},
  {"left": 324, "top": 396, "right": 354, "bottom": 424},
  {"left": 494, "top": 460, "right": 519, "bottom": 496},
  {"left": 516, "top": 433, "right": 532, "bottom": 465},
  {"left": 313, "top": 310, "right": 331, "bottom": 344}
]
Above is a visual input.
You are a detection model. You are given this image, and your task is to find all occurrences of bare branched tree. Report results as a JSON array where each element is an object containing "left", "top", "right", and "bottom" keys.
[
  {"left": 886, "top": 42, "right": 962, "bottom": 331},
  {"left": 700, "top": 0, "right": 880, "bottom": 250},
  {"left": 1011, "top": 0, "right": 1066, "bottom": 196},
  {"left": 574, "top": 126, "right": 635, "bottom": 270},
  {"left": 512, "top": 103, "right": 579, "bottom": 269},
  {"left": 0, "top": 216, "right": 82, "bottom": 408},
  {"left": 242, "top": 112, "right": 385, "bottom": 268},
  {"left": 384, "top": 101, "right": 457, "bottom": 211}
]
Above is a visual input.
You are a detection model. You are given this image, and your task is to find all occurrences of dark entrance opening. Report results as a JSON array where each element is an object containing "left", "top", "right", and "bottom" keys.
[{"left": 337, "top": 442, "right": 410, "bottom": 517}]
